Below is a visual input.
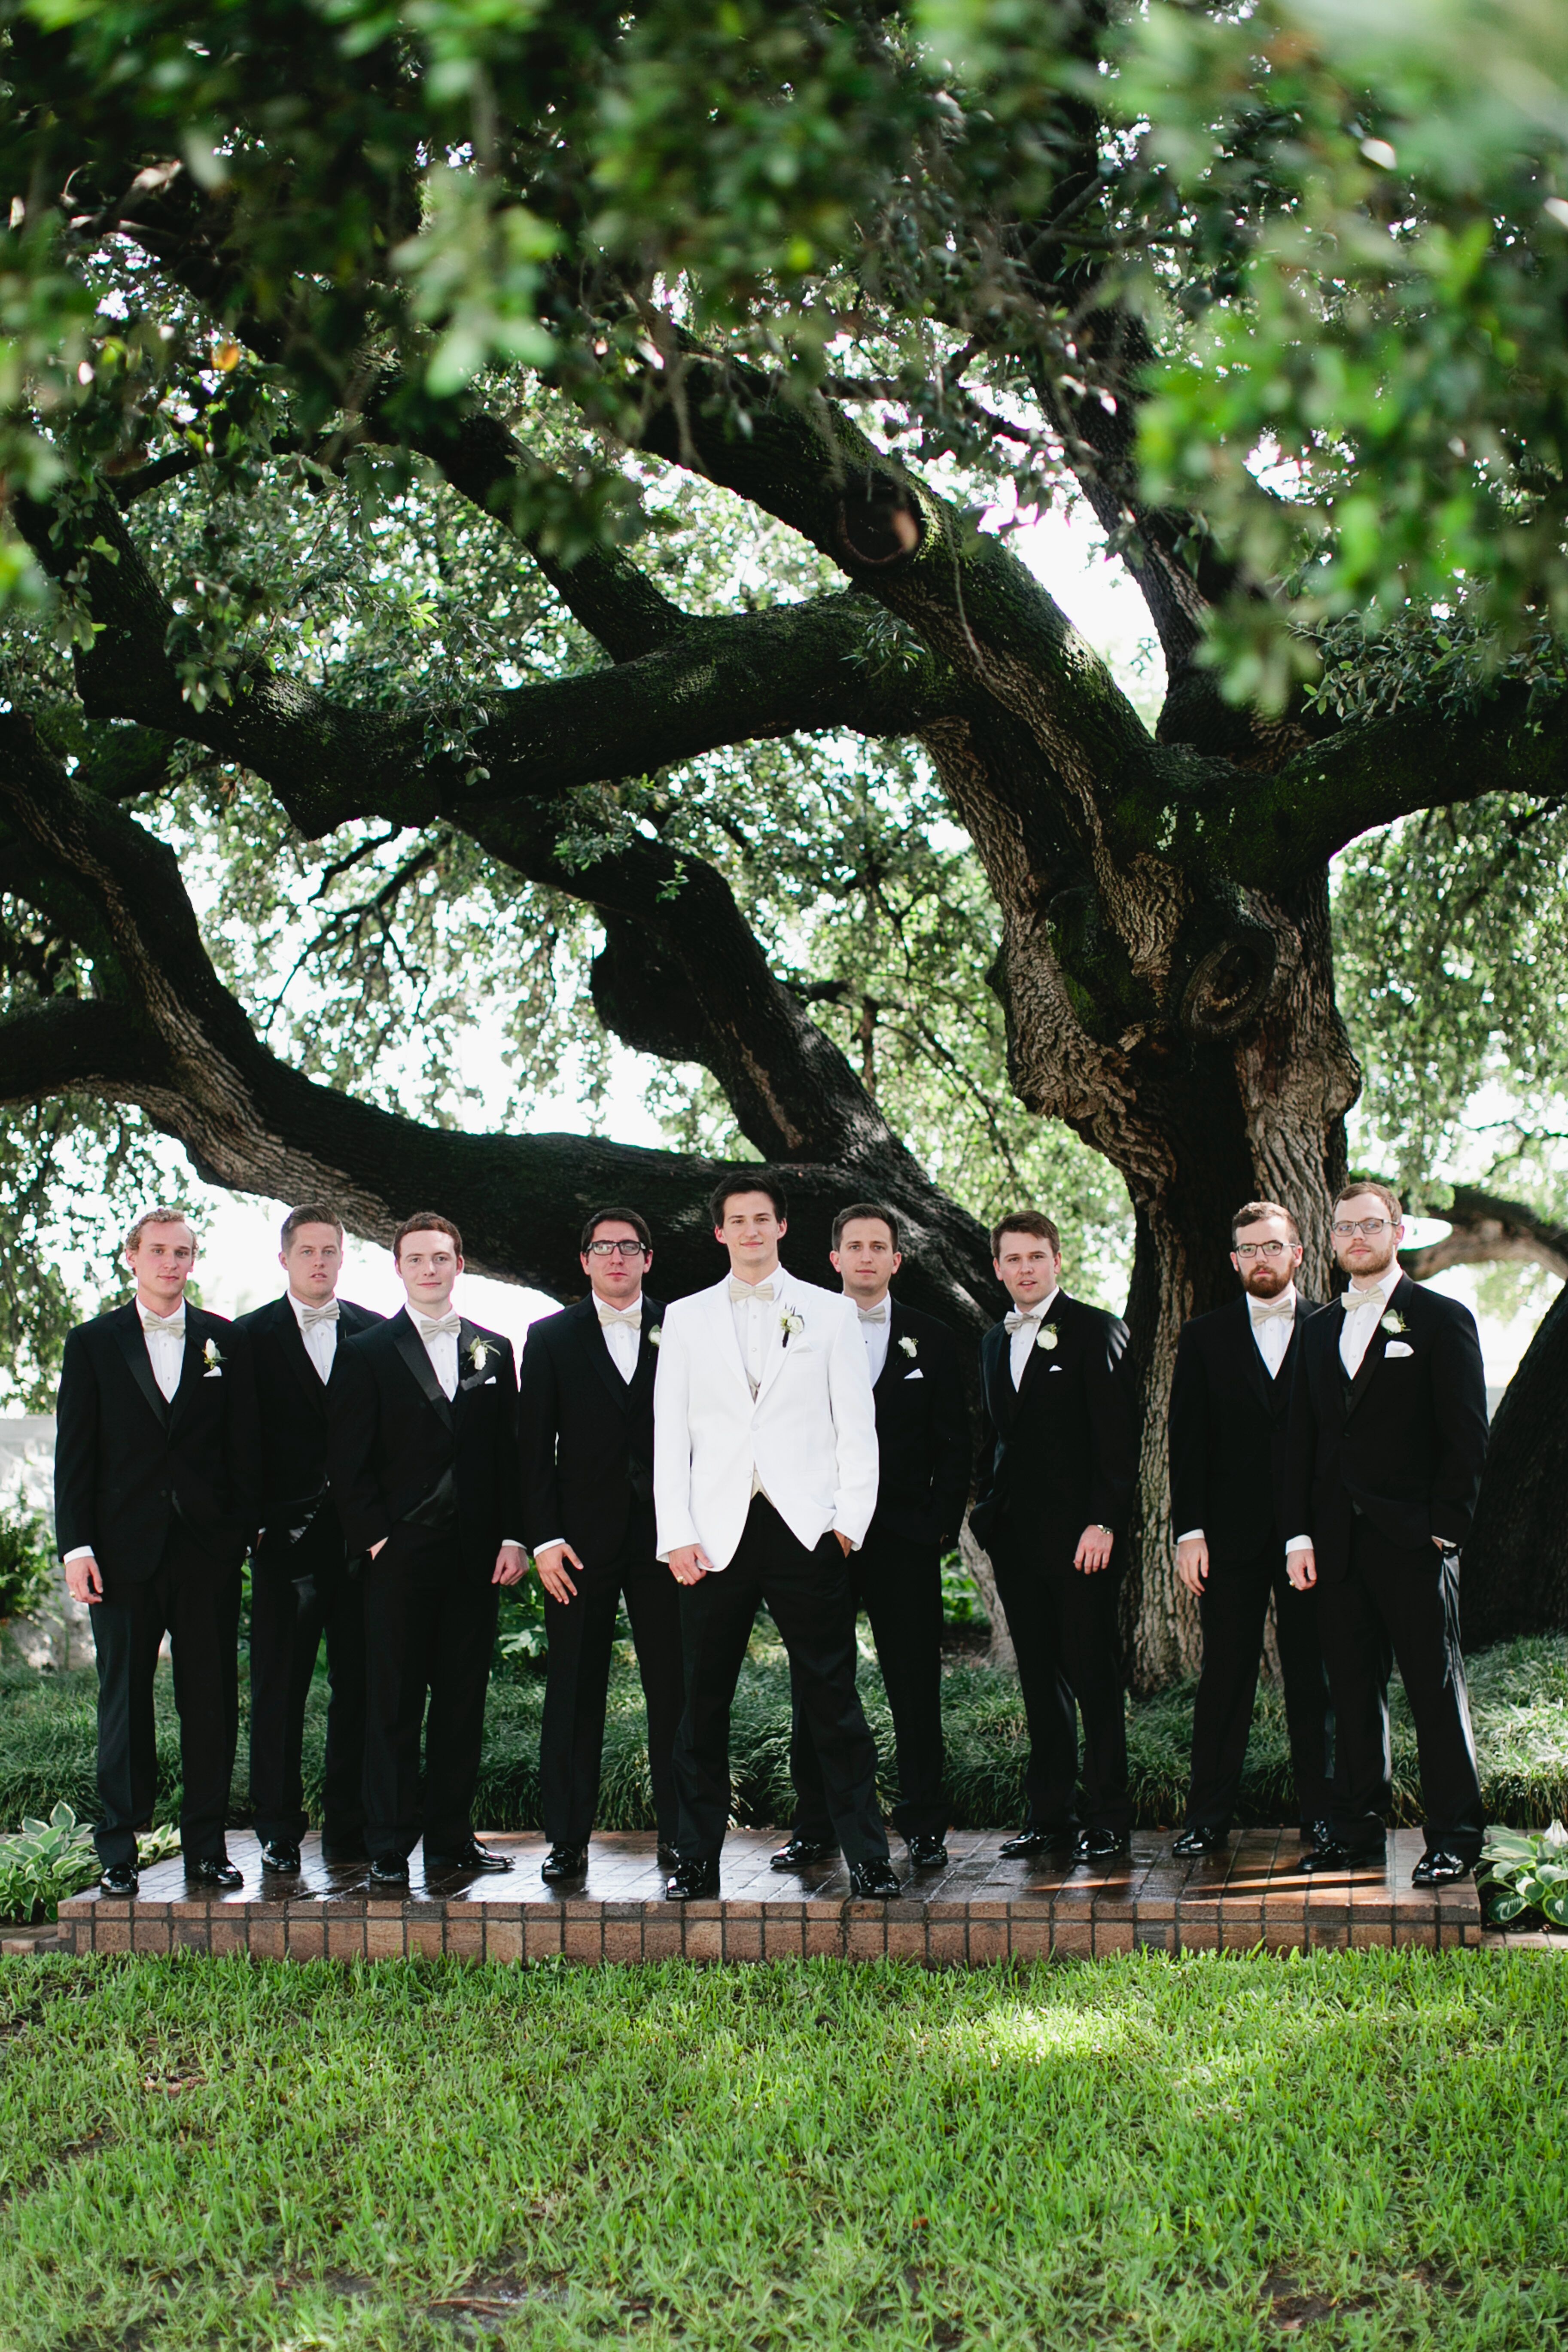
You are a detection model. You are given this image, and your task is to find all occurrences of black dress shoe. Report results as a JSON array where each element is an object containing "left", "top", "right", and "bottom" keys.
[
  {"left": 770, "top": 1835, "right": 838, "bottom": 1870},
  {"left": 186, "top": 1855, "right": 244, "bottom": 1890},
  {"left": 540, "top": 1844, "right": 588, "bottom": 1884},
  {"left": 1300, "top": 1839, "right": 1385, "bottom": 1873},
  {"left": 368, "top": 1855, "right": 411, "bottom": 1886},
  {"left": 424, "top": 1839, "right": 513, "bottom": 1874},
  {"left": 998, "top": 1826, "right": 1076, "bottom": 1859},
  {"left": 1412, "top": 1848, "right": 1471, "bottom": 1887},
  {"left": 1072, "top": 1829, "right": 1131, "bottom": 1866},
  {"left": 905, "top": 1833, "right": 948, "bottom": 1869},
  {"left": 849, "top": 1860, "right": 903, "bottom": 1899},
  {"left": 665, "top": 1858, "right": 721, "bottom": 1900},
  {"left": 259, "top": 1840, "right": 302, "bottom": 1874},
  {"left": 98, "top": 1862, "right": 139, "bottom": 1897},
  {"left": 1172, "top": 1825, "right": 1228, "bottom": 1859}
]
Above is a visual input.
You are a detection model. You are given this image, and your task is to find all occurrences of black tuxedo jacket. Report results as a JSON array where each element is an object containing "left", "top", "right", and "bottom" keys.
[
  {"left": 1282, "top": 1272, "right": 1488, "bottom": 1574},
  {"left": 865, "top": 1298, "right": 971, "bottom": 1549},
  {"left": 516, "top": 1293, "right": 662, "bottom": 1568},
  {"left": 53, "top": 1301, "right": 250, "bottom": 1579},
  {"left": 228, "top": 1294, "right": 384, "bottom": 1541},
  {"left": 969, "top": 1290, "right": 1134, "bottom": 1557},
  {"left": 1168, "top": 1293, "right": 1324, "bottom": 1564},
  {"left": 327, "top": 1308, "right": 522, "bottom": 1572}
]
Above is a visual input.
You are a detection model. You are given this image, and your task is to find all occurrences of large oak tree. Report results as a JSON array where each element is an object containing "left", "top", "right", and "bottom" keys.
[{"left": 2, "top": 0, "right": 1567, "bottom": 1683}]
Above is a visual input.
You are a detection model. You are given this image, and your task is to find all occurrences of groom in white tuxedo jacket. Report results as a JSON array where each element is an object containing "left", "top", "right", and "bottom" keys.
[{"left": 654, "top": 1173, "right": 900, "bottom": 1900}]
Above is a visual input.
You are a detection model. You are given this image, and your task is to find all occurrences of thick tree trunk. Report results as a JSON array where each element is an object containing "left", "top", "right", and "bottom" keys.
[{"left": 1457, "top": 1283, "right": 1568, "bottom": 1646}]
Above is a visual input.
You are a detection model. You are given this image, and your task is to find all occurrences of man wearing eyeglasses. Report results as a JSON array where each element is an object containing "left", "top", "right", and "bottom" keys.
[
  {"left": 1167, "top": 1202, "right": 1335, "bottom": 1858},
  {"left": 516, "top": 1207, "right": 682, "bottom": 1885},
  {"left": 1283, "top": 1182, "right": 1489, "bottom": 1886}
]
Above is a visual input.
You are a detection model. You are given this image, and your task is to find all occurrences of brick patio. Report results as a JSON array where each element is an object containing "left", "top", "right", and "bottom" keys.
[{"left": 32, "top": 1824, "right": 1506, "bottom": 1962}]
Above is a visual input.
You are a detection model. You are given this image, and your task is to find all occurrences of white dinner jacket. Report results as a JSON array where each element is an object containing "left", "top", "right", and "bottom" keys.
[{"left": 652, "top": 1269, "right": 878, "bottom": 1570}]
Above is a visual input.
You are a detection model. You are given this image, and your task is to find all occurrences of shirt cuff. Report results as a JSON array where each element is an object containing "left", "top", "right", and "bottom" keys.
[
  {"left": 530, "top": 1539, "right": 563, "bottom": 1557},
  {"left": 62, "top": 1545, "right": 95, "bottom": 1564},
  {"left": 1175, "top": 1528, "right": 1203, "bottom": 1544},
  {"left": 1285, "top": 1535, "right": 1313, "bottom": 1553},
  {"left": 500, "top": 1537, "right": 524, "bottom": 1551}
]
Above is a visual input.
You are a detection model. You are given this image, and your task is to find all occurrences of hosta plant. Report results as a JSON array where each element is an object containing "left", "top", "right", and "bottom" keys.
[
  {"left": 1479, "top": 1821, "right": 1568, "bottom": 1928},
  {"left": 0, "top": 1801, "right": 99, "bottom": 1922}
]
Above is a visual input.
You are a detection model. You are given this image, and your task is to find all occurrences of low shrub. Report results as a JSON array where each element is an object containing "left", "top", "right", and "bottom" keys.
[{"left": 0, "top": 1800, "right": 98, "bottom": 1920}]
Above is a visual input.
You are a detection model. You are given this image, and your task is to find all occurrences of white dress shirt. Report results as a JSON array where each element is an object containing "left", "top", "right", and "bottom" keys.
[
  {"left": 412, "top": 1311, "right": 461, "bottom": 1399},
  {"left": 1338, "top": 1278, "right": 1394, "bottom": 1378},
  {"left": 289, "top": 1289, "right": 338, "bottom": 1382},
  {"left": 730, "top": 1273, "right": 778, "bottom": 1398},
  {"left": 855, "top": 1297, "right": 892, "bottom": 1386},
  {"left": 1007, "top": 1286, "right": 1060, "bottom": 1389},
  {"left": 597, "top": 1293, "right": 643, "bottom": 1384},
  {"left": 1175, "top": 1287, "right": 1297, "bottom": 1545}
]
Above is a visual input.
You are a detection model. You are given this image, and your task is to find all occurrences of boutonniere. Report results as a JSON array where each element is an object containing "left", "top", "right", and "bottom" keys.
[
  {"left": 647, "top": 1324, "right": 661, "bottom": 1349},
  {"left": 1379, "top": 1311, "right": 1407, "bottom": 1337},
  {"left": 898, "top": 1333, "right": 918, "bottom": 1359},
  {"left": 203, "top": 1337, "right": 224, "bottom": 1370},
  {"left": 779, "top": 1307, "right": 805, "bottom": 1346},
  {"left": 466, "top": 1338, "right": 496, "bottom": 1374},
  {"left": 1036, "top": 1325, "right": 1059, "bottom": 1351}
]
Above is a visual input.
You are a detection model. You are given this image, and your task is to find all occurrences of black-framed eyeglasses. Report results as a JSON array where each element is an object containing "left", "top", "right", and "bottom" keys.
[
  {"left": 586, "top": 1239, "right": 648, "bottom": 1257},
  {"left": 1331, "top": 1217, "right": 1390, "bottom": 1238},
  {"left": 1234, "top": 1240, "right": 1290, "bottom": 1260}
]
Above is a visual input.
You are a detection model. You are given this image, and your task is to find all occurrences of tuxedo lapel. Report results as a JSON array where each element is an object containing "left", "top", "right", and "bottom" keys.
[
  {"left": 708, "top": 1279, "right": 757, "bottom": 1405},
  {"left": 1011, "top": 1293, "right": 1064, "bottom": 1409},
  {"left": 574, "top": 1296, "right": 633, "bottom": 1414},
  {"left": 114, "top": 1305, "right": 169, "bottom": 1430},
  {"left": 271, "top": 1295, "right": 328, "bottom": 1411},
  {"left": 873, "top": 1301, "right": 903, "bottom": 1394},
  {"left": 1344, "top": 1287, "right": 1400, "bottom": 1419},
  {"left": 983, "top": 1321, "right": 1017, "bottom": 1431},
  {"left": 753, "top": 1280, "right": 792, "bottom": 1407},
  {"left": 392, "top": 1310, "right": 454, "bottom": 1429},
  {"left": 1232, "top": 1296, "right": 1273, "bottom": 1412},
  {"left": 167, "top": 1308, "right": 212, "bottom": 1430},
  {"left": 630, "top": 1298, "right": 662, "bottom": 1405}
]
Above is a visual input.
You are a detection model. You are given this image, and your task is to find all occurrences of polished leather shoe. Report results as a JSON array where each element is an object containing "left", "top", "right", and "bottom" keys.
[
  {"left": 771, "top": 1835, "right": 838, "bottom": 1870},
  {"left": 1072, "top": 1829, "right": 1131, "bottom": 1866},
  {"left": 905, "top": 1833, "right": 948, "bottom": 1870},
  {"left": 98, "top": 1862, "right": 139, "bottom": 1897},
  {"left": 1300, "top": 1839, "right": 1384, "bottom": 1873},
  {"left": 425, "top": 1839, "right": 512, "bottom": 1874},
  {"left": 259, "top": 1840, "right": 302, "bottom": 1874},
  {"left": 998, "top": 1826, "right": 1076, "bottom": 1859},
  {"left": 540, "top": 1844, "right": 587, "bottom": 1884},
  {"left": 665, "top": 1858, "right": 721, "bottom": 1901},
  {"left": 1412, "top": 1848, "right": 1471, "bottom": 1887},
  {"left": 1172, "top": 1825, "right": 1227, "bottom": 1858},
  {"left": 849, "top": 1860, "right": 903, "bottom": 1899},
  {"left": 186, "top": 1855, "right": 244, "bottom": 1890},
  {"left": 368, "top": 1855, "right": 411, "bottom": 1886}
]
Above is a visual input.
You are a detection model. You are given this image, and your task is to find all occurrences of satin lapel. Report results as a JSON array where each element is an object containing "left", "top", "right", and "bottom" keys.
[
  {"left": 114, "top": 1306, "right": 169, "bottom": 1430},
  {"left": 1012, "top": 1294, "right": 1063, "bottom": 1408},
  {"left": 984, "top": 1322, "right": 1017, "bottom": 1431},
  {"left": 167, "top": 1309, "right": 212, "bottom": 1429},
  {"left": 1234, "top": 1296, "right": 1273, "bottom": 1412},
  {"left": 272, "top": 1296, "right": 328, "bottom": 1411},
  {"left": 873, "top": 1302, "right": 902, "bottom": 1394},
  {"left": 754, "top": 1282, "right": 792, "bottom": 1407},
  {"left": 392, "top": 1311, "right": 454, "bottom": 1429},
  {"left": 630, "top": 1297, "right": 662, "bottom": 1405},
  {"left": 575, "top": 1298, "right": 633, "bottom": 1413}
]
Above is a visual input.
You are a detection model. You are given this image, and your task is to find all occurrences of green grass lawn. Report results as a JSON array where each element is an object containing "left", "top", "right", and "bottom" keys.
[
  {"left": 0, "top": 1950, "right": 1563, "bottom": 2349},
  {"left": 5, "top": 1634, "right": 1568, "bottom": 1836}
]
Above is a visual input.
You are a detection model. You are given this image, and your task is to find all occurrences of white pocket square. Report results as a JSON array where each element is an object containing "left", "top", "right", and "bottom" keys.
[
  {"left": 203, "top": 1368, "right": 222, "bottom": 1379},
  {"left": 1048, "top": 1363, "right": 1064, "bottom": 1372},
  {"left": 903, "top": 1367, "right": 923, "bottom": 1381},
  {"left": 1385, "top": 1340, "right": 1414, "bottom": 1358},
  {"left": 483, "top": 1374, "right": 497, "bottom": 1384}
]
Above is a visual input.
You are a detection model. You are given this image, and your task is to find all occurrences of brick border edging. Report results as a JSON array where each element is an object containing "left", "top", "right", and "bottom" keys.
[{"left": 48, "top": 1889, "right": 1486, "bottom": 1963}]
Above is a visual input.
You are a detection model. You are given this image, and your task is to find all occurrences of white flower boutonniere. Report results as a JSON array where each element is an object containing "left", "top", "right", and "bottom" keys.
[
  {"left": 648, "top": 1325, "right": 661, "bottom": 1350},
  {"left": 779, "top": 1308, "right": 805, "bottom": 1346},
  {"left": 1037, "top": 1325, "right": 1060, "bottom": 1351},
  {"left": 467, "top": 1339, "right": 496, "bottom": 1374},
  {"left": 1379, "top": 1311, "right": 1407, "bottom": 1337},
  {"left": 898, "top": 1333, "right": 918, "bottom": 1359},
  {"left": 203, "top": 1337, "right": 224, "bottom": 1371}
]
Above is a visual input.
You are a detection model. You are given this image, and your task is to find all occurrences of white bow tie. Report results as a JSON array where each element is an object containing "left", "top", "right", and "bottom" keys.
[
  {"left": 140, "top": 1309, "right": 185, "bottom": 1334},
  {"left": 1249, "top": 1295, "right": 1295, "bottom": 1321},
  {"left": 857, "top": 1303, "right": 889, "bottom": 1325},
  {"left": 597, "top": 1303, "right": 642, "bottom": 1327},
  {"left": 1342, "top": 1286, "right": 1387, "bottom": 1313},
  {"left": 298, "top": 1302, "right": 339, "bottom": 1329},
  {"left": 415, "top": 1312, "right": 462, "bottom": 1339},
  {"left": 729, "top": 1279, "right": 775, "bottom": 1303},
  {"left": 1004, "top": 1307, "right": 1044, "bottom": 1333}
]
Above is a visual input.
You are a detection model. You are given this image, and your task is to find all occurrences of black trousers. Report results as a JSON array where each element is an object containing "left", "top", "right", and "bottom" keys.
[
  {"left": 989, "top": 1528, "right": 1130, "bottom": 1836},
  {"left": 1184, "top": 1544, "right": 1336, "bottom": 1833},
  {"left": 540, "top": 1533, "right": 684, "bottom": 1847},
  {"left": 362, "top": 1523, "right": 499, "bottom": 1862},
  {"left": 248, "top": 1512, "right": 368, "bottom": 1852},
  {"left": 90, "top": 1524, "right": 241, "bottom": 1870},
  {"left": 672, "top": 1497, "right": 890, "bottom": 1867},
  {"left": 788, "top": 1529, "right": 946, "bottom": 1844},
  {"left": 1320, "top": 1521, "right": 1485, "bottom": 1861}
]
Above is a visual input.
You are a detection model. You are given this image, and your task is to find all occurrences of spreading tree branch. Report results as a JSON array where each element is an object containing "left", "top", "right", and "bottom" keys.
[{"left": 1400, "top": 1187, "right": 1568, "bottom": 1285}]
